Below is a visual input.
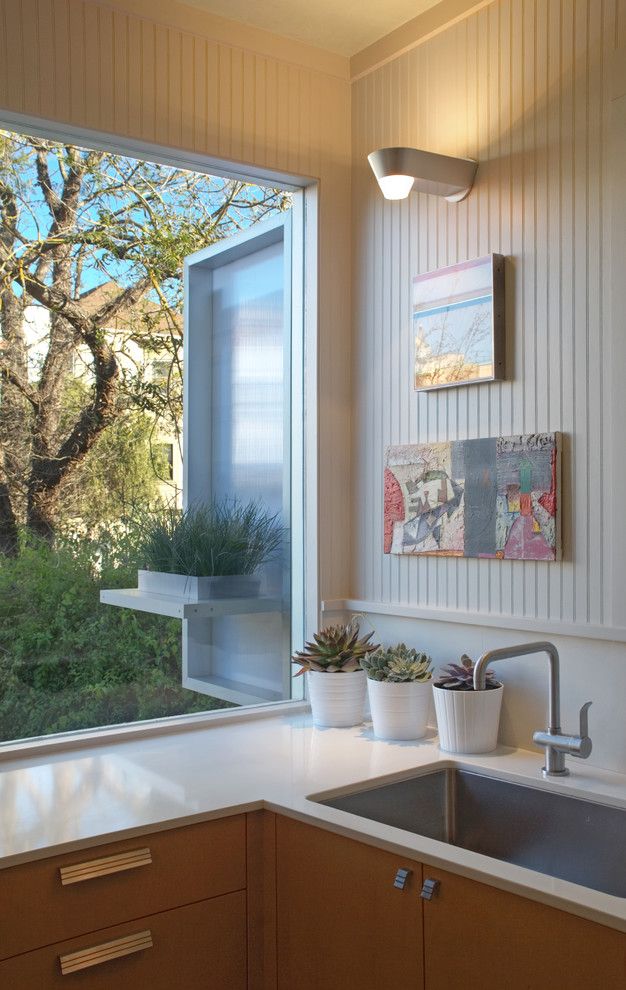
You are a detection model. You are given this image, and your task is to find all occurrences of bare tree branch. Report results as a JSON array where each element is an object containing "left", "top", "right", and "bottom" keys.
[
  {"left": 0, "top": 362, "right": 39, "bottom": 409},
  {"left": 32, "top": 142, "right": 61, "bottom": 217},
  {"left": 93, "top": 276, "right": 153, "bottom": 331}
]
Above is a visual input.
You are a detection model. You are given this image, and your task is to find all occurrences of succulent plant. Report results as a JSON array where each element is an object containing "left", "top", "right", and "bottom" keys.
[
  {"left": 292, "top": 620, "right": 379, "bottom": 675},
  {"left": 435, "top": 654, "right": 500, "bottom": 691},
  {"left": 362, "top": 644, "right": 433, "bottom": 683}
]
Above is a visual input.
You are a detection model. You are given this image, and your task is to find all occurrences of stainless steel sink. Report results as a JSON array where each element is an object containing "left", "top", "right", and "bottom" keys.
[{"left": 317, "top": 768, "right": 626, "bottom": 898}]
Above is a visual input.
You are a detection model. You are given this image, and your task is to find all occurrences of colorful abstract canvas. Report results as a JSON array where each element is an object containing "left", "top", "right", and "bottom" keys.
[
  {"left": 384, "top": 433, "right": 560, "bottom": 561},
  {"left": 413, "top": 255, "right": 504, "bottom": 390}
]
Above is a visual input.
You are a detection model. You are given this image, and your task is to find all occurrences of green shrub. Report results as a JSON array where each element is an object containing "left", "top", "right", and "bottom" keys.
[{"left": 0, "top": 533, "right": 233, "bottom": 743}]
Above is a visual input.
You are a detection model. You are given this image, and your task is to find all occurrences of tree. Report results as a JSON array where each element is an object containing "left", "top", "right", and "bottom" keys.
[
  {"left": 58, "top": 377, "right": 172, "bottom": 530},
  {"left": 0, "top": 130, "right": 288, "bottom": 553}
]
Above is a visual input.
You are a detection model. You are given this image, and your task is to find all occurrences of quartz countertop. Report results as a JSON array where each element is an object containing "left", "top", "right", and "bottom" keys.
[{"left": 1, "top": 709, "right": 626, "bottom": 932}]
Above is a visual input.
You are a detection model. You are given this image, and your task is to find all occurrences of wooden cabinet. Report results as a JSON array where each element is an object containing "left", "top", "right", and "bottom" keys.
[
  {"left": 0, "top": 891, "right": 247, "bottom": 990},
  {"left": 275, "top": 815, "right": 626, "bottom": 990},
  {"left": 422, "top": 866, "right": 626, "bottom": 990},
  {"left": 3, "top": 808, "right": 626, "bottom": 988},
  {"left": 276, "top": 815, "right": 424, "bottom": 990},
  {"left": 0, "top": 814, "right": 246, "bottom": 960},
  {"left": 0, "top": 815, "right": 249, "bottom": 989}
]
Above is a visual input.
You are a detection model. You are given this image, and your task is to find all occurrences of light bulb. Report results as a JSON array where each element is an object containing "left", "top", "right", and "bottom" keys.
[{"left": 376, "top": 173, "right": 415, "bottom": 200}]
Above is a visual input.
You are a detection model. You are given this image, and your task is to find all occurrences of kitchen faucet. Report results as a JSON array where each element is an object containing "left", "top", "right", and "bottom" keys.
[{"left": 473, "top": 641, "right": 592, "bottom": 777}]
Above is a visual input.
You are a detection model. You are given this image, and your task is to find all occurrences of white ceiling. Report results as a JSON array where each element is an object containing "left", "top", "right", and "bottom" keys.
[{"left": 184, "top": 0, "right": 443, "bottom": 57}]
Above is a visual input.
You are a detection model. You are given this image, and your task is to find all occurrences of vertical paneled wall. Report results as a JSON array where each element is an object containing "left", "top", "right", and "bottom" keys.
[
  {"left": 352, "top": 0, "right": 622, "bottom": 633},
  {"left": 0, "top": 0, "right": 352, "bottom": 603}
]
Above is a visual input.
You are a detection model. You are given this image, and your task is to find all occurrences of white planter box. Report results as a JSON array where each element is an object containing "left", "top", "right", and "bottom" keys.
[
  {"left": 433, "top": 683, "right": 503, "bottom": 754},
  {"left": 307, "top": 670, "right": 367, "bottom": 728},
  {"left": 137, "top": 570, "right": 261, "bottom": 601},
  {"left": 367, "top": 679, "right": 431, "bottom": 740}
]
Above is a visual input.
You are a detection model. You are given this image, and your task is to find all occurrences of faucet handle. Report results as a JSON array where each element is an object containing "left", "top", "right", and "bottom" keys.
[
  {"left": 579, "top": 700, "right": 592, "bottom": 739},
  {"left": 570, "top": 701, "right": 593, "bottom": 759}
]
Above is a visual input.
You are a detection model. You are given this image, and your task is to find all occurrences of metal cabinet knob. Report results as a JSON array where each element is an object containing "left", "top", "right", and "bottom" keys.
[
  {"left": 420, "top": 878, "right": 440, "bottom": 900},
  {"left": 393, "top": 867, "right": 412, "bottom": 890}
]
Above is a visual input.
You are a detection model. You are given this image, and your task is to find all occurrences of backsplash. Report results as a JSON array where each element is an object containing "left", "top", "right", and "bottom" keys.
[{"left": 355, "top": 611, "right": 626, "bottom": 775}]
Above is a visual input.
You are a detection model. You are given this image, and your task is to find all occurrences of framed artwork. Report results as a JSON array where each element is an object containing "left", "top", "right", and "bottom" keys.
[
  {"left": 413, "top": 254, "right": 504, "bottom": 391},
  {"left": 384, "top": 433, "right": 560, "bottom": 561}
]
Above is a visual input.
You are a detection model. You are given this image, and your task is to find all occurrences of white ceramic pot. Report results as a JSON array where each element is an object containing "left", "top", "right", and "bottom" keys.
[
  {"left": 433, "top": 683, "right": 503, "bottom": 754},
  {"left": 367, "top": 679, "right": 431, "bottom": 740},
  {"left": 138, "top": 570, "right": 260, "bottom": 600},
  {"left": 307, "top": 670, "right": 367, "bottom": 728}
]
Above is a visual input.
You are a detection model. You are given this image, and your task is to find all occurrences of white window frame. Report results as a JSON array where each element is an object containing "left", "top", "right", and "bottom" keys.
[
  {"left": 0, "top": 110, "right": 319, "bottom": 760},
  {"left": 183, "top": 210, "right": 301, "bottom": 705}
]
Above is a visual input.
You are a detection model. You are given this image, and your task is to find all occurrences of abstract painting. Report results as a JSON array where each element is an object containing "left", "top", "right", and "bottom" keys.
[
  {"left": 384, "top": 433, "right": 560, "bottom": 561},
  {"left": 413, "top": 255, "right": 504, "bottom": 390}
]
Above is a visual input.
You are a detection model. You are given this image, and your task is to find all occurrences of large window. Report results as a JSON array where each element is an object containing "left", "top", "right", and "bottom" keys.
[{"left": 0, "top": 123, "right": 306, "bottom": 746}]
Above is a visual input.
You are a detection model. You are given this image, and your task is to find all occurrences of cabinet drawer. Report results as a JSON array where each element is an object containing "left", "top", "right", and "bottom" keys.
[
  {"left": 0, "top": 815, "right": 246, "bottom": 960},
  {"left": 0, "top": 890, "right": 247, "bottom": 990}
]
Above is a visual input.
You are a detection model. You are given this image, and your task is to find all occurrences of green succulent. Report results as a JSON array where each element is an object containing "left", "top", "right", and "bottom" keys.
[
  {"left": 435, "top": 654, "right": 500, "bottom": 691},
  {"left": 362, "top": 644, "right": 433, "bottom": 683},
  {"left": 387, "top": 656, "right": 432, "bottom": 682},
  {"left": 292, "top": 620, "right": 379, "bottom": 675}
]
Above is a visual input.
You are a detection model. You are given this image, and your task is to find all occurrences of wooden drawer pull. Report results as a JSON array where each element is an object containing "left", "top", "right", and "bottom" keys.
[
  {"left": 59, "top": 930, "right": 153, "bottom": 975},
  {"left": 59, "top": 848, "right": 152, "bottom": 886}
]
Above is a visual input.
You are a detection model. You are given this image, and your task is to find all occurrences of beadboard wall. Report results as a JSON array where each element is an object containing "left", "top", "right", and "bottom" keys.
[
  {"left": 0, "top": 0, "right": 352, "bottom": 608},
  {"left": 351, "top": 0, "right": 626, "bottom": 638}
]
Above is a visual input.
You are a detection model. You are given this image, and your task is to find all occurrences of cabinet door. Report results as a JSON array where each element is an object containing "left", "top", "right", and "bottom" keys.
[
  {"left": 276, "top": 816, "right": 423, "bottom": 990},
  {"left": 0, "top": 891, "right": 246, "bottom": 990},
  {"left": 422, "top": 867, "right": 626, "bottom": 990}
]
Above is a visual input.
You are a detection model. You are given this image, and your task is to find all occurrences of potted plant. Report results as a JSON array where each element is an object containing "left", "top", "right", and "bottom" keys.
[
  {"left": 362, "top": 644, "right": 433, "bottom": 740},
  {"left": 432, "top": 654, "right": 503, "bottom": 754},
  {"left": 136, "top": 497, "right": 285, "bottom": 600},
  {"left": 292, "top": 620, "right": 379, "bottom": 727}
]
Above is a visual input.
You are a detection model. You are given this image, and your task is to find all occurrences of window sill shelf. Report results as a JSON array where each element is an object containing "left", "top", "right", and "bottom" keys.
[{"left": 100, "top": 588, "right": 285, "bottom": 619}]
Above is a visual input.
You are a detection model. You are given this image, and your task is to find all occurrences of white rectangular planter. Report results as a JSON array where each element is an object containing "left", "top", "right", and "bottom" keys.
[
  {"left": 137, "top": 570, "right": 261, "bottom": 601},
  {"left": 367, "top": 679, "right": 431, "bottom": 740},
  {"left": 433, "top": 683, "right": 503, "bottom": 754}
]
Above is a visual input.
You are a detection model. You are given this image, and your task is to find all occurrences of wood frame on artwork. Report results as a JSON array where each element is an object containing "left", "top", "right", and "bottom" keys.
[{"left": 412, "top": 254, "right": 505, "bottom": 391}]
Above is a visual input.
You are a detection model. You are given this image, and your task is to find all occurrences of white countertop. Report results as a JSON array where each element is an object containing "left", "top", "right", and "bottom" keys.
[{"left": 1, "top": 709, "right": 626, "bottom": 933}]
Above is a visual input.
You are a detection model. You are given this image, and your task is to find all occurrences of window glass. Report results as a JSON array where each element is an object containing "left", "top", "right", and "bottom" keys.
[{"left": 0, "top": 127, "right": 297, "bottom": 744}]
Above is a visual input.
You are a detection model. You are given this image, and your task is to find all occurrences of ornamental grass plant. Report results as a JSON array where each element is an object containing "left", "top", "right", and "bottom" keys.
[{"left": 138, "top": 498, "right": 285, "bottom": 577}]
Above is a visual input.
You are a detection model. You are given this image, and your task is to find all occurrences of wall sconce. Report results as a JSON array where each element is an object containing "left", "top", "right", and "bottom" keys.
[{"left": 367, "top": 147, "right": 477, "bottom": 203}]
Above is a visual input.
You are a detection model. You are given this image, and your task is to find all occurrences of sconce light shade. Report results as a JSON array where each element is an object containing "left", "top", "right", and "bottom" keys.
[{"left": 367, "top": 147, "right": 477, "bottom": 203}]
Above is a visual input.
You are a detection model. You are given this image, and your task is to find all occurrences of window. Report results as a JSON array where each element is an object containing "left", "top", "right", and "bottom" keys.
[
  {"left": 181, "top": 213, "right": 303, "bottom": 705},
  {"left": 0, "top": 121, "right": 309, "bottom": 748}
]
